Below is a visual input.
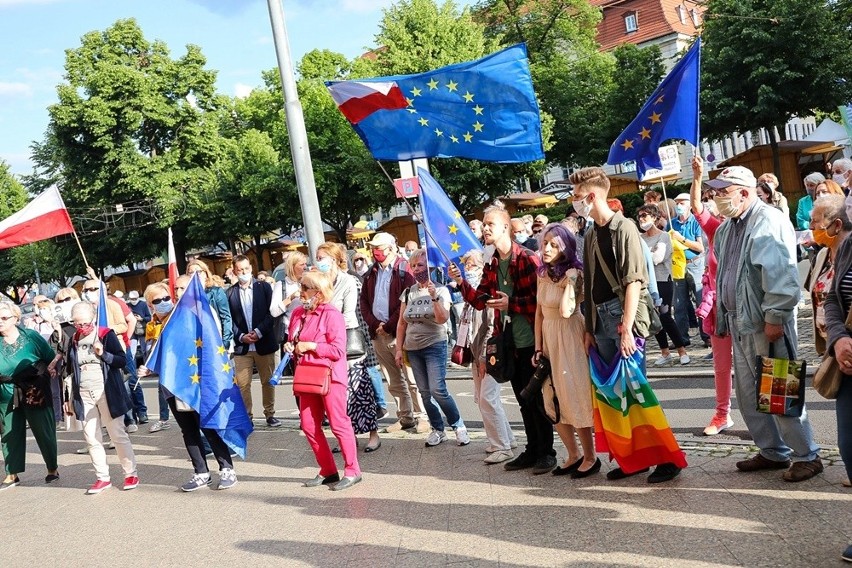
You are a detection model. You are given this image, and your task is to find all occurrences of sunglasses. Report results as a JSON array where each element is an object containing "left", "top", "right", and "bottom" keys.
[
  {"left": 151, "top": 297, "right": 171, "bottom": 305},
  {"left": 56, "top": 297, "right": 73, "bottom": 303},
  {"left": 83, "top": 287, "right": 99, "bottom": 293},
  {"left": 0, "top": 315, "right": 15, "bottom": 322}
]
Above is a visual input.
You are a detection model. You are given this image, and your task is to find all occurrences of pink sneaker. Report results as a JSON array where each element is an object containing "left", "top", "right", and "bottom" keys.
[
  {"left": 123, "top": 476, "right": 139, "bottom": 491},
  {"left": 703, "top": 415, "right": 734, "bottom": 436},
  {"left": 86, "top": 480, "right": 112, "bottom": 495}
]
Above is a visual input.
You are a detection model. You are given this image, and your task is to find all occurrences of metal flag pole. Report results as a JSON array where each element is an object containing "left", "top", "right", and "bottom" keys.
[
  {"left": 374, "top": 160, "right": 455, "bottom": 267},
  {"left": 659, "top": 174, "right": 672, "bottom": 226}
]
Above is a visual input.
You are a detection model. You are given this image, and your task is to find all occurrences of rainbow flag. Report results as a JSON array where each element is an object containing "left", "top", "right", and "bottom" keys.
[{"left": 589, "top": 339, "right": 687, "bottom": 473}]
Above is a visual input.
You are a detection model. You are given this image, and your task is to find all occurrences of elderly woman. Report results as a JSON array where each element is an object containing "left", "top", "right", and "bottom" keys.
[
  {"left": 48, "top": 288, "right": 80, "bottom": 425},
  {"left": 815, "top": 179, "right": 845, "bottom": 200},
  {"left": 66, "top": 302, "right": 138, "bottom": 494},
  {"left": 395, "top": 249, "right": 468, "bottom": 447},
  {"left": 0, "top": 301, "right": 59, "bottom": 489},
  {"left": 286, "top": 271, "right": 362, "bottom": 490},
  {"left": 807, "top": 196, "right": 852, "bottom": 357},
  {"left": 797, "top": 172, "right": 826, "bottom": 230},
  {"left": 315, "top": 242, "right": 380, "bottom": 451},
  {"left": 757, "top": 173, "right": 789, "bottom": 215},
  {"left": 461, "top": 249, "right": 516, "bottom": 463},
  {"left": 534, "top": 224, "right": 598, "bottom": 478},
  {"left": 186, "top": 259, "right": 233, "bottom": 349},
  {"left": 272, "top": 251, "right": 307, "bottom": 340}
]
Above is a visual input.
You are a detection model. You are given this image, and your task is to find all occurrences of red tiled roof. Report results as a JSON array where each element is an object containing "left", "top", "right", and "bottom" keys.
[{"left": 592, "top": 0, "right": 703, "bottom": 51}]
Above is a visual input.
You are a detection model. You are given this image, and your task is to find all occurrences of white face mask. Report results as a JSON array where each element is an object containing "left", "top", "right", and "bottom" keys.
[
  {"left": 572, "top": 196, "right": 593, "bottom": 219},
  {"left": 39, "top": 308, "right": 53, "bottom": 322},
  {"left": 834, "top": 172, "right": 849, "bottom": 187},
  {"left": 82, "top": 291, "right": 97, "bottom": 303},
  {"left": 639, "top": 220, "right": 655, "bottom": 231}
]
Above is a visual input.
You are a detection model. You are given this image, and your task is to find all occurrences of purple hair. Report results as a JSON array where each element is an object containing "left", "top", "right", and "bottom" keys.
[{"left": 537, "top": 223, "right": 583, "bottom": 281}]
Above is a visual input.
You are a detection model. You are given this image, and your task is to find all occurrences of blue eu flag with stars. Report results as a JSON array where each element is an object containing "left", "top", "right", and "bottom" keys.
[
  {"left": 418, "top": 167, "right": 483, "bottom": 269},
  {"left": 147, "top": 273, "right": 253, "bottom": 458},
  {"left": 607, "top": 38, "right": 701, "bottom": 180},
  {"left": 326, "top": 44, "right": 545, "bottom": 164}
]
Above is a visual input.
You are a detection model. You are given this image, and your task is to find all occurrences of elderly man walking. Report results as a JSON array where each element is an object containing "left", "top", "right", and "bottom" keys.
[{"left": 710, "top": 166, "right": 822, "bottom": 482}]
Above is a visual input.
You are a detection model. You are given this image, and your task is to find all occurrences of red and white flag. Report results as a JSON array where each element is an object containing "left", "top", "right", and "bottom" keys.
[
  {"left": 167, "top": 227, "right": 178, "bottom": 299},
  {"left": 326, "top": 81, "right": 408, "bottom": 124},
  {"left": 0, "top": 186, "right": 75, "bottom": 250}
]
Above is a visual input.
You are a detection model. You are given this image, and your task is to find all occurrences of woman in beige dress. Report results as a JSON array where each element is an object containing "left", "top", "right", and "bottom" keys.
[{"left": 533, "top": 223, "right": 600, "bottom": 478}]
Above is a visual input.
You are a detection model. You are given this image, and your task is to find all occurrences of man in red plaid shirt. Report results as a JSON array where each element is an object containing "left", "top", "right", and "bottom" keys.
[{"left": 450, "top": 202, "right": 556, "bottom": 474}]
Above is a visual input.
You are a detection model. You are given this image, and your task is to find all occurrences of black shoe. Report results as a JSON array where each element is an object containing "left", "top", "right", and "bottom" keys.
[
  {"left": 531, "top": 455, "right": 557, "bottom": 475},
  {"left": 364, "top": 440, "right": 381, "bottom": 453},
  {"left": 0, "top": 476, "right": 20, "bottom": 490},
  {"left": 331, "top": 475, "right": 362, "bottom": 491},
  {"left": 606, "top": 467, "right": 650, "bottom": 481},
  {"left": 45, "top": 473, "right": 60, "bottom": 484},
  {"left": 303, "top": 472, "right": 340, "bottom": 487},
  {"left": 266, "top": 417, "right": 282, "bottom": 427},
  {"left": 331, "top": 446, "right": 341, "bottom": 454},
  {"left": 503, "top": 451, "right": 536, "bottom": 471},
  {"left": 571, "top": 458, "right": 602, "bottom": 479},
  {"left": 647, "top": 463, "right": 682, "bottom": 483},
  {"left": 842, "top": 544, "right": 852, "bottom": 562},
  {"left": 552, "top": 457, "right": 583, "bottom": 476}
]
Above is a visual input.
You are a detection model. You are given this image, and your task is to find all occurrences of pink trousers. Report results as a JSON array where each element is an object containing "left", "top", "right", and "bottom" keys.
[
  {"left": 711, "top": 333, "right": 733, "bottom": 418},
  {"left": 299, "top": 381, "right": 361, "bottom": 478}
]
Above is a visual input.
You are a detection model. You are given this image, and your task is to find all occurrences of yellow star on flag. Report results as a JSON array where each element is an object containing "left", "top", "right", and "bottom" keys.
[
  {"left": 448, "top": 224, "right": 458, "bottom": 234},
  {"left": 217, "top": 345, "right": 226, "bottom": 355},
  {"left": 411, "top": 87, "right": 421, "bottom": 97},
  {"left": 427, "top": 78, "right": 439, "bottom": 90},
  {"left": 472, "top": 105, "right": 484, "bottom": 115},
  {"left": 649, "top": 112, "right": 662, "bottom": 124},
  {"left": 463, "top": 91, "right": 474, "bottom": 103},
  {"left": 195, "top": 338, "right": 203, "bottom": 348},
  {"left": 418, "top": 117, "right": 429, "bottom": 127},
  {"left": 190, "top": 373, "right": 200, "bottom": 384},
  {"left": 434, "top": 128, "right": 443, "bottom": 137},
  {"left": 463, "top": 132, "right": 473, "bottom": 143},
  {"left": 446, "top": 80, "right": 458, "bottom": 92},
  {"left": 222, "top": 362, "right": 231, "bottom": 373},
  {"left": 472, "top": 121, "right": 484, "bottom": 132},
  {"left": 407, "top": 108, "right": 417, "bottom": 114},
  {"left": 621, "top": 139, "right": 634, "bottom": 150},
  {"left": 639, "top": 127, "right": 652, "bottom": 139},
  {"left": 454, "top": 211, "right": 462, "bottom": 219},
  {"left": 188, "top": 354, "right": 199, "bottom": 366},
  {"left": 450, "top": 241, "right": 461, "bottom": 252},
  {"left": 406, "top": 97, "right": 414, "bottom": 106},
  {"left": 450, "top": 135, "right": 459, "bottom": 143},
  {"left": 655, "top": 95, "right": 665, "bottom": 104}
]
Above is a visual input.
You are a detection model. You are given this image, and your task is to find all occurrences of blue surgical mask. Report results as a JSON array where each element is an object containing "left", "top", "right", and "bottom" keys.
[
  {"left": 675, "top": 204, "right": 688, "bottom": 217},
  {"left": 237, "top": 273, "right": 251, "bottom": 284},
  {"left": 154, "top": 300, "right": 174, "bottom": 315},
  {"left": 514, "top": 233, "right": 527, "bottom": 244},
  {"left": 316, "top": 259, "right": 332, "bottom": 273}
]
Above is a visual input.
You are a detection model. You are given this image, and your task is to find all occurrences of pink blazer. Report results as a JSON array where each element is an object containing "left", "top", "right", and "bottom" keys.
[{"left": 288, "top": 303, "right": 347, "bottom": 385}]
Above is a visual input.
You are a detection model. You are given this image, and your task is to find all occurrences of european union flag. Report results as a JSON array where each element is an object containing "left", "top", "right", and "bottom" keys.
[
  {"left": 607, "top": 38, "right": 701, "bottom": 181},
  {"left": 417, "top": 167, "right": 483, "bottom": 269},
  {"left": 147, "top": 273, "right": 253, "bottom": 458},
  {"left": 326, "top": 44, "right": 545, "bottom": 164}
]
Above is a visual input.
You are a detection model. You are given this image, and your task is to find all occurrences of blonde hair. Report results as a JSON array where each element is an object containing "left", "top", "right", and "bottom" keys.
[
  {"left": 461, "top": 249, "right": 485, "bottom": 268},
  {"left": 55, "top": 287, "right": 80, "bottom": 303},
  {"left": 569, "top": 167, "right": 611, "bottom": 194},
  {"left": 316, "top": 242, "right": 346, "bottom": 272},
  {"left": 300, "top": 271, "right": 334, "bottom": 305},
  {"left": 143, "top": 283, "right": 171, "bottom": 306},
  {"left": 0, "top": 301, "right": 21, "bottom": 320},
  {"left": 186, "top": 258, "right": 211, "bottom": 275},
  {"left": 284, "top": 251, "right": 308, "bottom": 281},
  {"left": 483, "top": 199, "right": 510, "bottom": 223}
]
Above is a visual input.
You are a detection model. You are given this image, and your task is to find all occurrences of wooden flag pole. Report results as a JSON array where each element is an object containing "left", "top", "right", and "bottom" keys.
[{"left": 374, "top": 161, "right": 455, "bottom": 268}]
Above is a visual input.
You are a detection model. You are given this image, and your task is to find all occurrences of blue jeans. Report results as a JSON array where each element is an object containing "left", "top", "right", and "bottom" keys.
[
  {"left": 157, "top": 384, "right": 171, "bottom": 422},
  {"left": 594, "top": 297, "right": 646, "bottom": 374},
  {"left": 728, "top": 314, "right": 820, "bottom": 462},
  {"left": 123, "top": 347, "right": 146, "bottom": 425},
  {"left": 672, "top": 278, "right": 693, "bottom": 341},
  {"left": 406, "top": 341, "right": 463, "bottom": 431},
  {"left": 366, "top": 365, "right": 387, "bottom": 410},
  {"left": 837, "top": 376, "right": 852, "bottom": 480}
]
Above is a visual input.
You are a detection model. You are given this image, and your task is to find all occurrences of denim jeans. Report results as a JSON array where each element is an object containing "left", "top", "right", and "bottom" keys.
[
  {"left": 406, "top": 340, "right": 463, "bottom": 431},
  {"left": 157, "top": 384, "right": 171, "bottom": 422},
  {"left": 672, "top": 278, "right": 692, "bottom": 342},
  {"left": 728, "top": 313, "right": 819, "bottom": 462},
  {"left": 366, "top": 365, "right": 387, "bottom": 410},
  {"left": 594, "top": 297, "right": 647, "bottom": 374},
  {"left": 837, "top": 376, "right": 852, "bottom": 480},
  {"left": 124, "top": 347, "right": 147, "bottom": 421}
]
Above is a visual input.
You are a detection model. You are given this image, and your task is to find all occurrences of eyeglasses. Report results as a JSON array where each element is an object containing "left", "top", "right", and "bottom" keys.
[
  {"left": 151, "top": 297, "right": 170, "bottom": 305},
  {"left": 56, "top": 297, "right": 73, "bottom": 303},
  {"left": 0, "top": 315, "right": 15, "bottom": 322},
  {"left": 82, "top": 287, "right": 99, "bottom": 293},
  {"left": 716, "top": 185, "right": 743, "bottom": 196},
  {"left": 300, "top": 285, "right": 316, "bottom": 292}
]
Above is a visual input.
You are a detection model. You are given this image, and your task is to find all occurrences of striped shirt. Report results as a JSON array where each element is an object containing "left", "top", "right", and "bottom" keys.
[{"left": 838, "top": 265, "right": 852, "bottom": 314}]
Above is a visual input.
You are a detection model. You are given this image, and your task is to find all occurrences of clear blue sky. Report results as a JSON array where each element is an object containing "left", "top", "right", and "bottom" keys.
[{"left": 0, "top": 0, "right": 475, "bottom": 176}]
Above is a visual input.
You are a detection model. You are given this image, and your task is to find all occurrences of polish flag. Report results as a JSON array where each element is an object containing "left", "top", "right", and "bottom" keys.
[
  {"left": 327, "top": 81, "right": 408, "bottom": 124},
  {"left": 167, "top": 227, "right": 178, "bottom": 299},
  {"left": 0, "top": 186, "right": 75, "bottom": 250}
]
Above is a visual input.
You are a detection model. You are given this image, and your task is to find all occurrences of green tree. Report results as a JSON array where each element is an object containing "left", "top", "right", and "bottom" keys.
[
  {"left": 701, "top": 0, "right": 852, "bottom": 175},
  {"left": 32, "top": 18, "right": 223, "bottom": 272}
]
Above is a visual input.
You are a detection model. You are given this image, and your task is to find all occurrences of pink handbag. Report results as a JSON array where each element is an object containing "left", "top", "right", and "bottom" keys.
[{"left": 292, "top": 362, "right": 331, "bottom": 396}]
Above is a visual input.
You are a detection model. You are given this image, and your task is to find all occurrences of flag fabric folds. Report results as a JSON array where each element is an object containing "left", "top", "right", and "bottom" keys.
[
  {"left": 167, "top": 227, "right": 178, "bottom": 300},
  {"left": 147, "top": 273, "right": 253, "bottom": 458},
  {"left": 96, "top": 280, "right": 109, "bottom": 337},
  {"left": 607, "top": 38, "right": 701, "bottom": 181},
  {"left": 417, "top": 167, "right": 483, "bottom": 269},
  {"left": 589, "top": 339, "right": 687, "bottom": 474},
  {"left": 326, "top": 44, "right": 545, "bottom": 163},
  {"left": 0, "top": 186, "right": 75, "bottom": 250}
]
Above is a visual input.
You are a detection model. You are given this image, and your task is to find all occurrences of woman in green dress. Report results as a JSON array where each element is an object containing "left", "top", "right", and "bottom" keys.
[{"left": 0, "top": 301, "right": 60, "bottom": 489}]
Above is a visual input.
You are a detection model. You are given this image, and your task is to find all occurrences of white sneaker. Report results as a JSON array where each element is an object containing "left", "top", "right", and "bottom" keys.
[
  {"left": 149, "top": 420, "right": 170, "bottom": 433},
  {"left": 425, "top": 429, "right": 447, "bottom": 447},
  {"left": 484, "top": 450, "right": 514, "bottom": 464},
  {"left": 654, "top": 354, "right": 674, "bottom": 366},
  {"left": 455, "top": 427, "right": 470, "bottom": 446},
  {"left": 76, "top": 447, "right": 89, "bottom": 455},
  {"left": 679, "top": 354, "right": 691, "bottom": 365},
  {"left": 126, "top": 423, "right": 138, "bottom": 433}
]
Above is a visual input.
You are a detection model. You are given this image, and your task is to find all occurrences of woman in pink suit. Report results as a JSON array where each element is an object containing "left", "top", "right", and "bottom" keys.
[{"left": 285, "top": 271, "right": 362, "bottom": 491}]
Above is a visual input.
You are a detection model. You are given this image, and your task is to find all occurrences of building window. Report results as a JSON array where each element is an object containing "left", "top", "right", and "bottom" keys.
[
  {"left": 690, "top": 9, "right": 701, "bottom": 26},
  {"left": 675, "top": 5, "right": 686, "bottom": 24},
  {"left": 624, "top": 12, "right": 638, "bottom": 33}
]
